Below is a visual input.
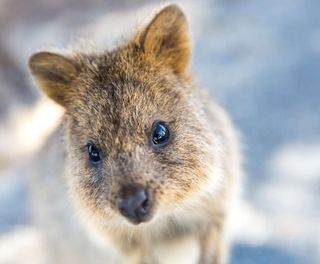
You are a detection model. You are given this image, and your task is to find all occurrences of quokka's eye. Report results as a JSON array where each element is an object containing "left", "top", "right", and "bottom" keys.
[
  {"left": 87, "top": 143, "right": 101, "bottom": 164},
  {"left": 151, "top": 121, "right": 170, "bottom": 147}
]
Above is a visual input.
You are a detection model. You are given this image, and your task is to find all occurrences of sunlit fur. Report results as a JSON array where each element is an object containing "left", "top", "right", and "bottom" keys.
[{"left": 29, "top": 4, "right": 242, "bottom": 264}]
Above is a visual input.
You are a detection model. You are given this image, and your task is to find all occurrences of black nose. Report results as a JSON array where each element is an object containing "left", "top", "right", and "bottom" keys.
[{"left": 116, "top": 184, "right": 151, "bottom": 224}]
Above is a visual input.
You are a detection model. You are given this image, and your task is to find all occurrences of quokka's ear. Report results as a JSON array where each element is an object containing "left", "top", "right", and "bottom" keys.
[
  {"left": 28, "top": 51, "right": 79, "bottom": 106},
  {"left": 138, "top": 4, "right": 190, "bottom": 75}
]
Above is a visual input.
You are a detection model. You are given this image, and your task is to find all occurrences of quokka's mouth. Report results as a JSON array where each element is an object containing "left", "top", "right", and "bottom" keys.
[{"left": 124, "top": 212, "right": 153, "bottom": 225}]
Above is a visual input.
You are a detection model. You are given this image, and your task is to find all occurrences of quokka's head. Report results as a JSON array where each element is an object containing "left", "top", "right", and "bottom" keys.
[{"left": 29, "top": 5, "right": 220, "bottom": 226}]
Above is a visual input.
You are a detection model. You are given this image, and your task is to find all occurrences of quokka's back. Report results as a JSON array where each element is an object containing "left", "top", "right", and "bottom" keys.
[{"left": 28, "top": 4, "right": 242, "bottom": 264}]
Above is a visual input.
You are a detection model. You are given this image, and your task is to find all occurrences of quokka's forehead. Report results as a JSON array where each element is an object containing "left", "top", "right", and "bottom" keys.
[
  {"left": 72, "top": 85, "right": 181, "bottom": 128},
  {"left": 73, "top": 55, "right": 186, "bottom": 114},
  {"left": 68, "top": 74, "right": 184, "bottom": 139},
  {"left": 79, "top": 46, "right": 184, "bottom": 92},
  {"left": 81, "top": 47, "right": 152, "bottom": 79},
  {"left": 66, "top": 49, "right": 189, "bottom": 138}
]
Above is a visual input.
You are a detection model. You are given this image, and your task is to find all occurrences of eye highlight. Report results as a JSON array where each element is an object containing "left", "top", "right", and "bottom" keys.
[
  {"left": 151, "top": 121, "right": 170, "bottom": 147},
  {"left": 87, "top": 143, "right": 101, "bottom": 164}
]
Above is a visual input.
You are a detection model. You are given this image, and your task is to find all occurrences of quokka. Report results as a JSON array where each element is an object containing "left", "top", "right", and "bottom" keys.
[{"left": 28, "top": 4, "right": 242, "bottom": 264}]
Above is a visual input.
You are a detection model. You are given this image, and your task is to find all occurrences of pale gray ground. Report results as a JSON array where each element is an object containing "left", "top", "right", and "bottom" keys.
[{"left": 0, "top": 0, "right": 319, "bottom": 263}]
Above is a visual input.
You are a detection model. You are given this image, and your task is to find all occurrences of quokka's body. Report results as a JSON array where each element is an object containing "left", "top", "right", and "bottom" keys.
[{"left": 28, "top": 4, "right": 242, "bottom": 264}]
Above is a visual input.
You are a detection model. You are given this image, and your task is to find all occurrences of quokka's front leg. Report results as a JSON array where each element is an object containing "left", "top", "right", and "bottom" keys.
[{"left": 198, "top": 218, "right": 228, "bottom": 264}]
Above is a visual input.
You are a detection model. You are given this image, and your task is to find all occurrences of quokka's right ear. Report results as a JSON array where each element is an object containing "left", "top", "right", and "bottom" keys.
[
  {"left": 135, "top": 4, "right": 190, "bottom": 77},
  {"left": 28, "top": 52, "right": 79, "bottom": 106}
]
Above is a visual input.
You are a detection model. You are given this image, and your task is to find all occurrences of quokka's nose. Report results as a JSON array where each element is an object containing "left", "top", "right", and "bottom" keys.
[{"left": 116, "top": 184, "right": 151, "bottom": 224}]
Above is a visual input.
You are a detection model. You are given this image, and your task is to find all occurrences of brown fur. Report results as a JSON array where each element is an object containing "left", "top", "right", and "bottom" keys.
[{"left": 28, "top": 4, "right": 242, "bottom": 264}]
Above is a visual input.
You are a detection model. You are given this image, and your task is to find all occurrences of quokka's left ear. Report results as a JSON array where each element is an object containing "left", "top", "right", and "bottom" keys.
[
  {"left": 136, "top": 4, "right": 190, "bottom": 76},
  {"left": 28, "top": 51, "right": 79, "bottom": 107}
]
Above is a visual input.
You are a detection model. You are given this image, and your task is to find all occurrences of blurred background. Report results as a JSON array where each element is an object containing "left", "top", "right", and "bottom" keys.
[{"left": 0, "top": 0, "right": 319, "bottom": 263}]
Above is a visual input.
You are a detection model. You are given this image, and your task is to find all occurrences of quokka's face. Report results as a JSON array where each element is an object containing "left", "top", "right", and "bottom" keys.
[
  {"left": 29, "top": 5, "right": 216, "bottom": 225},
  {"left": 63, "top": 53, "right": 213, "bottom": 225}
]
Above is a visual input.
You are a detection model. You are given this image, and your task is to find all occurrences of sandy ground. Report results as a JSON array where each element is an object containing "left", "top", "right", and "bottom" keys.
[{"left": 0, "top": 0, "right": 319, "bottom": 263}]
